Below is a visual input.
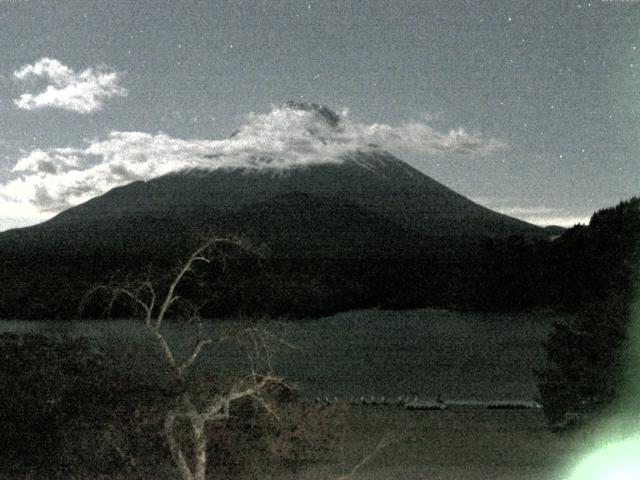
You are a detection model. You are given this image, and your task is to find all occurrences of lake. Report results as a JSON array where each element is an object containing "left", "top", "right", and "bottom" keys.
[{"left": 0, "top": 308, "right": 556, "bottom": 401}]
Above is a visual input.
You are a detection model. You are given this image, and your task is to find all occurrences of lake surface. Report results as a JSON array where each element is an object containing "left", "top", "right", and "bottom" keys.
[{"left": 0, "top": 308, "right": 555, "bottom": 400}]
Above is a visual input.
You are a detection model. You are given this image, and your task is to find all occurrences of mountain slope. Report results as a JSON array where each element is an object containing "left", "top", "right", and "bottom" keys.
[
  {"left": 0, "top": 191, "right": 436, "bottom": 318},
  {"left": 46, "top": 150, "right": 540, "bottom": 239},
  {"left": 0, "top": 103, "right": 546, "bottom": 318}
]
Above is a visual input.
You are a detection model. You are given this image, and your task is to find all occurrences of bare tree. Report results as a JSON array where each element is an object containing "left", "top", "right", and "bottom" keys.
[
  {"left": 89, "top": 237, "right": 284, "bottom": 480},
  {"left": 83, "top": 237, "right": 400, "bottom": 480}
]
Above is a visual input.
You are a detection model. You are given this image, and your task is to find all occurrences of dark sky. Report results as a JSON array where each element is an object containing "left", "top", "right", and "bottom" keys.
[{"left": 0, "top": 0, "right": 638, "bottom": 229}]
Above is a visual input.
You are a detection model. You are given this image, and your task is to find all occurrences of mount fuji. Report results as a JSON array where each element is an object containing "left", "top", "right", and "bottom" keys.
[{"left": 0, "top": 103, "right": 546, "bottom": 318}]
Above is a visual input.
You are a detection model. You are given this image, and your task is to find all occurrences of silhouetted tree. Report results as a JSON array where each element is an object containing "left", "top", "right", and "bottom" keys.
[
  {"left": 538, "top": 198, "right": 640, "bottom": 429},
  {"left": 89, "top": 237, "right": 286, "bottom": 480}
]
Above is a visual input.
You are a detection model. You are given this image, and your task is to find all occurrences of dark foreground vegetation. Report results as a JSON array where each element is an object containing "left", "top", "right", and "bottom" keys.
[
  {"left": 0, "top": 332, "right": 348, "bottom": 479},
  {"left": 0, "top": 329, "right": 577, "bottom": 480}
]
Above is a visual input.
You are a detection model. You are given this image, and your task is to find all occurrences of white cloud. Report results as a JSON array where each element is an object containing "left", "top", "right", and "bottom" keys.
[
  {"left": 521, "top": 215, "right": 588, "bottom": 228},
  {"left": 473, "top": 202, "right": 589, "bottom": 228},
  {"left": 13, "top": 148, "right": 83, "bottom": 175},
  {"left": 0, "top": 197, "right": 51, "bottom": 231},
  {"left": 2, "top": 103, "right": 505, "bottom": 226},
  {"left": 13, "top": 58, "right": 126, "bottom": 113},
  {"left": 495, "top": 207, "right": 589, "bottom": 227}
]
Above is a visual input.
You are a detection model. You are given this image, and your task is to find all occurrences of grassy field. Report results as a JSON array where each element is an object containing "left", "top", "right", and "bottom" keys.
[
  {"left": 0, "top": 308, "right": 556, "bottom": 401},
  {"left": 267, "top": 308, "right": 554, "bottom": 400},
  {"left": 0, "top": 309, "right": 574, "bottom": 479},
  {"left": 277, "top": 405, "right": 583, "bottom": 480}
]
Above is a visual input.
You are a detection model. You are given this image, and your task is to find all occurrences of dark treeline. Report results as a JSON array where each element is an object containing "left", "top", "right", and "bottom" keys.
[
  {"left": 0, "top": 198, "right": 638, "bottom": 321},
  {"left": 453, "top": 197, "right": 640, "bottom": 430},
  {"left": 0, "top": 199, "right": 638, "bottom": 319},
  {"left": 537, "top": 197, "right": 640, "bottom": 429}
]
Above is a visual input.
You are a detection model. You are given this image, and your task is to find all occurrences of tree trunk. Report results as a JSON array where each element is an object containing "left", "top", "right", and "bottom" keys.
[
  {"left": 164, "top": 413, "right": 195, "bottom": 480},
  {"left": 192, "top": 416, "right": 208, "bottom": 480}
]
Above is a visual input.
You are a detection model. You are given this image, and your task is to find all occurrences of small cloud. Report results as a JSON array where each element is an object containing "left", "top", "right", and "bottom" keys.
[
  {"left": 3, "top": 102, "right": 505, "bottom": 218},
  {"left": 524, "top": 216, "right": 588, "bottom": 228},
  {"left": 495, "top": 206, "right": 558, "bottom": 217},
  {"left": 13, "top": 57, "right": 126, "bottom": 113},
  {"left": 474, "top": 200, "right": 589, "bottom": 227}
]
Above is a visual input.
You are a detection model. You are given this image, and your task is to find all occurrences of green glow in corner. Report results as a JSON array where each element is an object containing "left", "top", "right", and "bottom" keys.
[
  {"left": 564, "top": 268, "right": 640, "bottom": 479},
  {"left": 566, "top": 436, "right": 640, "bottom": 480}
]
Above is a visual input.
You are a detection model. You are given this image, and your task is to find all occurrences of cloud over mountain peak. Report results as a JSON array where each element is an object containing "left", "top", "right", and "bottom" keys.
[{"left": 1, "top": 102, "right": 505, "bottom": 224}]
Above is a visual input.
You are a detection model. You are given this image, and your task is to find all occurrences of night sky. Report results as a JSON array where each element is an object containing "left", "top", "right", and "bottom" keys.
[{"left": 0, "top": 0, "right": 638, "bottom": 230}]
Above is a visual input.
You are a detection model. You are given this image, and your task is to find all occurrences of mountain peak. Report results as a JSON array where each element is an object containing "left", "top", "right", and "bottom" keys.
[
  {"left": 282, "top": 101, "right": 342, "bottom": 128},
  {"left": 228, "top": 101, "right": 342, "bottom": 143}
]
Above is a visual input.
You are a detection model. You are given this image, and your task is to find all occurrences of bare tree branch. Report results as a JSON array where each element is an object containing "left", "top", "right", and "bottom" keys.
[
  {"left": 84, "top": 236, "right": 295, "bottom": 480},
  {"left": 177, "top": 338, "right": 213, "bottom": 376},
  {"left": 336, "top": 435, "right": 396, "bottom": 480}
]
